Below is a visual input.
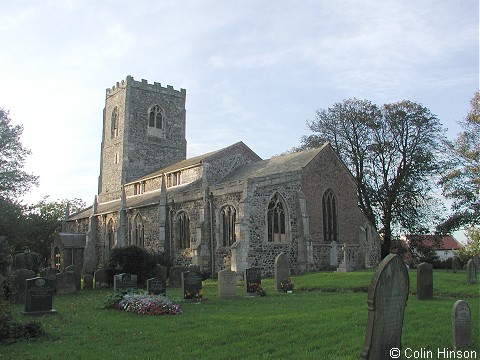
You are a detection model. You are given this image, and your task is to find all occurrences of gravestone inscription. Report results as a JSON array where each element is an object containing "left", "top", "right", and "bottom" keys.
[
  {"left": 182, "top": 271, "right": 203, "bottom": 300},
  {"left": 244, "top": 267, "right": 262, "bottom": 296},
  {"left": 94, "top": 269, "right": 111, "bottom": 289},
  {"left": 22, "top": 277, "right": 57, "bottom": 315},
  {"left": 218, "top": 268, "right": 237, "bottom": 299},
  {"left": 466, "top": 259, "right": 477, "bottom": 285},
  {"left": 417, "top": 262, "right": 433, "bottom": 300},
  {"left": 451, "top": 300, "right": 472, "bottom": 350},
  {"left": 274, "top": 253, "right": 290, "bottom": 292},
  {"left": 147, "top": 277, "right": 167, "bottom": 295},
  {"left": 113, "top": 273, "right": 137, "bottom": 291},
  {"left": 360, "top": 254, "right": 410, "bottom": 360}
]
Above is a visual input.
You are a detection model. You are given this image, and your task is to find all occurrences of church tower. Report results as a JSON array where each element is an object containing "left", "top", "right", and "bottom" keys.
[{"left": 98, "top": 76, "right": 187, "bottom": 202}]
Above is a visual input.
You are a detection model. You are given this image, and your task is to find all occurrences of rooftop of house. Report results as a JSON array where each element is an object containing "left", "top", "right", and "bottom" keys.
[{"left": 403, "top": 234, "right": 461, "bottom": 250}]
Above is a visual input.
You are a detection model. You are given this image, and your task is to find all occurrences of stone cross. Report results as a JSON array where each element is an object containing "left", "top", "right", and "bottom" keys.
[
  {"left": 416, "top": 262, "right": 433, "bottom": 300},
  {"left": 451, "top": 300, "right": 472, "bottom": 350},
  {"left": 360, "top": 254, "right": 410, "bottom": 360}
]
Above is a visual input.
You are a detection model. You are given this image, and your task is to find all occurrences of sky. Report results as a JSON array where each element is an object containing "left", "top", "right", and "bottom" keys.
[{"left": 0, "top": 1, "right": 478, "bottom": 237}]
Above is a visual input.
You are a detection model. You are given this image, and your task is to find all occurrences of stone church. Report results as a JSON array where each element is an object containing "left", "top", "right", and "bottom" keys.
[{"left": 60, "top": 76, "right": 381, "bottom": 276}]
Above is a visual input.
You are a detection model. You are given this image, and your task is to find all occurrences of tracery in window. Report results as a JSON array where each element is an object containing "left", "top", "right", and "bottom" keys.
[
  {"left": 267, "top": 193, "right": 288, "bottom": 243},
  {"left": 107, "top": 219, "right": 115, "bottom": 251},
  {"left": 322, "top": 189, "right": 338, "bottom": 243},
  {"left": 111, "top": 107, "right": 118, "bottom": 138},
  {"left": 148, "top": 105, "right": 163, "bottom": 129},
  {"left": 133, "top": 214, "right": 144, "bottom": 247},
  {"left": 221, "top": 206, "right": 236, "bottom": 247},
  {"left": 176, "top": 211, "right": 190, "bottom": 249}
]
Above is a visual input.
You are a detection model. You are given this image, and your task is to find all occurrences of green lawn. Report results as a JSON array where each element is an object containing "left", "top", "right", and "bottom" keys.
[{"left": 1, "top": 269, "right": 479, "bottom": 360}]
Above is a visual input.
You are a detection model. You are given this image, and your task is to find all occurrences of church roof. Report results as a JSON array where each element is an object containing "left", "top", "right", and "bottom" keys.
[
  {"left": 57, "top": 233, "right": 86, "bottom": 248},
  {"left": 220, "top": 143, "right": 329, "bottom": 183}
]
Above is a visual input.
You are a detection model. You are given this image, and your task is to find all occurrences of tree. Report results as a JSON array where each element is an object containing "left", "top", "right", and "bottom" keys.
[
  {"left": 457, "top": 226, "right": 480, "bottom": 259},
  {"left": 0, "top": 108, "right": 38, "bottom": 202},
  {"left": 438, "top": 91, "right": 480, "bottom": 232},
  {"left": 298, "top": 99, "right": 448, "bottom": 257}
]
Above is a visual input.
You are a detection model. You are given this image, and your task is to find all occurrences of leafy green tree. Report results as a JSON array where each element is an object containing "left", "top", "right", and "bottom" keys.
[
  {"left": 457, "top": 226, "right": 480, "bottom": 259},
  {"left": 298, "top": 99, "right": 448, "bottom": 257},
  {"left": 439, "top": 91, "right": 480, "bottom": 232},
  {"left": 0, "top": 108, "right": 38, "bottom": 202}
]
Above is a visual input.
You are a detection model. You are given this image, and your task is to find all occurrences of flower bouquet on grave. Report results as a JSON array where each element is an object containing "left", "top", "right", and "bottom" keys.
[
  {"left": 184, "top": 289, "right": 203, "bottom": 301},
  {"left": 105, "top": 291, "right": 182, "bottom": 315},
  {"left": 280, "top": 278, "right": 295, "bottom": 293},
  {"left": 247, "top": 283, "right": 266, "bottom": 296}
]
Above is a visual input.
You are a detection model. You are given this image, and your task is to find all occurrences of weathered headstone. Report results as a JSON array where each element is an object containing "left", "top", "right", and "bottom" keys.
[
  {"left": 94, "top": 269, "right": 111, "bottom": 289},
  {"left": 244, "top": 267, "right": 262, "bottom": 296},
  {"left": 452, "top": 256, "right": 461, "bottom": 273},
  {"left": 113, "top": 273, "right": 137, "bottom": 291},
  {"left": 13, "top": 269, "right": 36, "bottom": 304},
  {"left": 65, "top": 264, "right": 81, "bottom": 290},
  {"left": 417, "top": 262, "right": 433, "bottom": 300},
  {"left": 14, "top": 252, "right": 40, "bottom": 271},
  {"left": 218, "top": 268, "right": 237, "bottom": 299},
  {"left": 22, "top": 277, "right": 57, "bottom": 315},
  {"left": 187, "top": 264, "right": 201, "bottom": 275},
  {"left": 182, "top": 271, "right": 203, "bottom": 301},
  {"left": 360, "top": 254, "right": 410, "bottom": 360},
  {"left": 153, "top": 264, "right": 167, "bottom": 280},
  {"left": 329, "top": 241, "right": 338, "bottom": 267},
  {"left": 147, "top": 277, "right": 166, "bottom": 295},
  {"left": 451, "top": 300, "right": 472, "bottom": 350},
  {"left": 83, "top": 274, "right": 94, "bottom": 290},
  {"left": 56, "top": 271, "right": 77, "bottom": 295},
  {"left": 274, "top": 253, "right": 290, "bottom": 292},
  {"left": 168, "top": 266, "right": 185, "bottom": 287},
  {"left": 466, "top": 259, "right": 477, "bottom": 285}
]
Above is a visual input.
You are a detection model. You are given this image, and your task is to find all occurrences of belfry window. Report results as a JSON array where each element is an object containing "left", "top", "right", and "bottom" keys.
[
  {"left": 134, "top": 182, "right": 145, "bottom": 195},
  {"left": 322, "top": 189, "right": 338, "bottom": 243},
  {"left": 177, "top": 211, "right": 190, "bottom": 249},
  {"left": 148, "top": 105, "right": 163, "bottom": 129},
  {"left": 111, "top": 107, "right": 119, "bottom": 138},
  {"left": 221, "top": 206, "right": 236, "bottom": 247},
  {"left": 267, "top": 193, "right": 287, "bottom": 243}
]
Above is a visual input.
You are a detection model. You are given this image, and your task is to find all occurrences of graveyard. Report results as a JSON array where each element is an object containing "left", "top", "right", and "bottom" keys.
[{"left": 1, "top": 267, "right": 479, "bottom": 359}]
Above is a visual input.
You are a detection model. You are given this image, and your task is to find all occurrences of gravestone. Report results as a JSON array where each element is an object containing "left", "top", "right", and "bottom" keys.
[
  {"left": 113, "top": 273, "right": 137, "bottom": 291},
  {"left": 56, "top": 271, "right": 77, "bottom": 295},
  {"left": 14, "top": 252, "right": 40, "bottom": 271},
  {"left": 336, "top": 244, "right": 355, "bottom": 272},
  {"left": 274, "top": 253, "right": 290, "bottom": 292},
  {"left": 466, "top": 259, "right": 477, "bottom": 285},
  {"left": 83, "top": 274, "right": 94, "bottom": 290},
  {"left": 94, "top": 269, "right": 111, "bottom": 289},
  {"left": 22, "top": 277, "right": 57, "bottom": 315},
  {"left": 13, "top": 269, "right": 36, "bottom": 304},
  {"left": 153, "top": 264, "right": 167, "bottom": 280},
  {"left": 40, "top": 267, "right": 59, "bottom": 291},
  {"left": 182, "top": 271, "right": 203, "bottom": 301},
  {"left": 65, "top": 265, "right": 81, "bottom": 290},
  {"left": 218, "top": 268, "right": 237, "bottom": 300},
  {"left": 417, "top": 262, "right": 433, "bottom": 300},
  {"left": 451, "top": 300, "right": 472, "bottom": 350},
  {"left": 474, "top": 255, "right": 480, "bottom": 271},
  {"left": 168, "top": 266, "right": 185, "bottom": 287},
  {"left": 147, "top": 277, "right": 167, "bottom": 295},
  {"left": 187, "top": 264, "right": 201, "bottom": 275},
  {"left": 329, "top": 241, "right": 338, "bottom": 267},
  {"left": 452, "top": 256, "right": 461, "bottom": 273},
  {"left": 244, "top": 267, "right": 262, "bottom": 296},
  {"left": 360, "top": 254, "right": 410, "bottom": 360}
]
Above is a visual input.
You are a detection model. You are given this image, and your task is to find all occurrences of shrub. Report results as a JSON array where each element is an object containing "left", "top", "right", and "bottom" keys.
[{"left": 106, "top": 246, "right": 156, "bottom": 286}]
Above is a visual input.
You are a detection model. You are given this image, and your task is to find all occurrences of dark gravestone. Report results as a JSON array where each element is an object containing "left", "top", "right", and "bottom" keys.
[
  {"left": 168, "top": 266, "right": 185, "bottom": 287},
  {"left": 56, "top": 271, "right": 77, "bottom": 295},
  {"left": 275, "top": 252, "right": 290, "bottom": 292},
  {"left": 244, "top": 267, "right": 262, "bottom": 296},
  {"left": 218, "top": 268, "right": 237, "bottom": 300},
  {"left": 114, "top": 273, "right": 137, "bottom": 291},
  {"left": 83, "top": 274, "right": 94, "bottom": 290},
  {"left": 451, "top": 300, "right": 472, "bottom": 350},
  {"left": 417, "top": 262, "right": 433, "bottom": 300},
  {"left": 147, "top": 277, "right": 166, "bottom": 295},
  {"left": 153, "top": 264, "right": 167, "bottom": 281},
  {"left": 14, "top": 252, "right": 40, "bottom": 271},
  {"left": 94, "top": 269, "right": 111, "bottom": 289},
  {"left": 360, "top": 254, "right": 410, "bottom": 360},
  {"left": 65, "top": 265, "right": 81, "bottom": 290},
  {"left": 40, "top": 267, "right": 59, "bottom": 291},
  {"left": 182, "top": 271, "right": 203, "bottom": 300},
  {"left": 22, "top": 277, "right": 57, "bottom": 316},
  {"left": 466, "top": 259, "right": 477, "bottom": 285},
  {"left": 14, "top": 269, "right": 36, "bottom": 304},
  {"left": 452, "top": 256, "right": 461, "bottom": 273}
]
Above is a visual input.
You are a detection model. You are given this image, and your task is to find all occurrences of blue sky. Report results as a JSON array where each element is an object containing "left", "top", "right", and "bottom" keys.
[{"left": 0, "top": 0, "right": 478, "bottom": 222}]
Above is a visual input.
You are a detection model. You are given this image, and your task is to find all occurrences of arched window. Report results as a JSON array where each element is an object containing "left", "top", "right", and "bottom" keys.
[
  {"left": 322, "top": 189, "right": 338, "bottom": 243},
  {"left": 54, "top": 247, "right": 61, "bottom": 269},
  {"left": 148, "top": 105, "right": 163, "bottom": 129},
  {"left": 107, "top": 219, "right": 115, "bottom": 251},
  {"left": 133, "top": 214, "right": 144, "bottom": 247},
  {"left": 177, "top": 211, "right": 190, "bottom": 249},
  {"left": 111, "top": 107, "right": 119, "bottom": 138},
  {"left": 267, "top": 193, "right": 287, "bottom": 243},
  {"left": 221, "top": 206, "right": 236, "bottom": 247}
]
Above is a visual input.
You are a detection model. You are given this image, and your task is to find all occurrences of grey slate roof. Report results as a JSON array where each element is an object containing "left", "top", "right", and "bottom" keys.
[{"left": 58, "top": 233, "right": 86, "bottom": 248}]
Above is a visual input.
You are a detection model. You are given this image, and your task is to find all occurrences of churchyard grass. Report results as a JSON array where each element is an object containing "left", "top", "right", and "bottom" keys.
[{"left": 1, "top": 269, "right": 478, "bottom": 360}]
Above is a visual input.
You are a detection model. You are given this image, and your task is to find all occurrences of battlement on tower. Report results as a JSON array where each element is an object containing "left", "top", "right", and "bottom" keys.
[{"left": 106, "top": 75, "right": 186, "bottom": 98}]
